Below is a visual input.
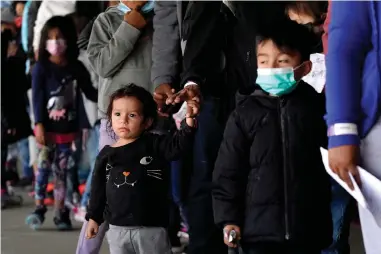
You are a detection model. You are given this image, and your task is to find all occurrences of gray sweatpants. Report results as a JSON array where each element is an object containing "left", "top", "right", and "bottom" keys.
[
  {"left": 107, "top": 225, "right": 172, "bottom": 254},
  {"left": 358, "top": 116, "right": 381, "bottom": 254}
]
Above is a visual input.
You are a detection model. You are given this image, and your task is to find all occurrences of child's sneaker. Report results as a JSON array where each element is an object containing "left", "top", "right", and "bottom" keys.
[
  {"left": 53, "top": 207, "right": 72, "bottom": 230},
  {"left": 25, "top": 205, "right": 47, "bottom": 230},
  {"left": 74, "top": 206, "right": 87, "bottom": 223}
]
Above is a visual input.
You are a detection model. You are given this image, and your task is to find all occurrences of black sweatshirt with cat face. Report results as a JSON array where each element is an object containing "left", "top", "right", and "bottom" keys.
[{"left": 86, "top": 125, "right": 195, "bottom": 227}]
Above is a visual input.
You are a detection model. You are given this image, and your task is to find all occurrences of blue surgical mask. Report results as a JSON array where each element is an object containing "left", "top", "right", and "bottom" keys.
[
  {"left": 256, "top": 67, "right": 297, "bottom": 96},
  {"left": 118, "top": 0, "right": 154, "bottom": 14}
]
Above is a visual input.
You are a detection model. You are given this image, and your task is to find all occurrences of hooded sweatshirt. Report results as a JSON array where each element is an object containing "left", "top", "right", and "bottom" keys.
[{"left": 87, "top": 6, "right": 154, "bottom": 118}]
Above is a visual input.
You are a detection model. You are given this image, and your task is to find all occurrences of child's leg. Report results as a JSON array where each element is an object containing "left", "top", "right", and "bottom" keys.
[
  {"left": 25, "top": 146, "right": 51, "bottom": 229},
  {"left": 106, "top": 225, "right": 136, "bottom": 254},
  {"left": 76, "top": 220, "right": 109, "bottom": 254},
  {"left": 34, "top": 146, "right": 52, "bottom": 206},
  {"left": 131, "top": 227, "right": 172, "bottom": 254},
  {"left": 51, "top": 143, "right": 73, "bottom": 229}
]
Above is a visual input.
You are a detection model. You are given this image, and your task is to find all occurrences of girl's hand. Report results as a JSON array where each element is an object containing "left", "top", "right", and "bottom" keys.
[
  {"left": 86, "top": 219, "right": 99, "bottom": 239},
  {"left": 35, "top": 124, "right": 45, "bottom": 146},
  {"left": 185, "top": 97, "right": 200, "bottom": 127},
  {"left": 223, "top": 225, "right": 241, "bottom": 248}
]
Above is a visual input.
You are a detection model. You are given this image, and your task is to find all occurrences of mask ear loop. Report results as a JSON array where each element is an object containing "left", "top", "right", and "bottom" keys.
[{"left": 293, "top": 61, "right": 307, "bottom": 71}]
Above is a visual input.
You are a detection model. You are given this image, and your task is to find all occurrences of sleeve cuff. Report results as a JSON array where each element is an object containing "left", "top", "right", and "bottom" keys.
[
  {"left": 328, "top": 134, "right": 360, "bottom": 149},
  {"left": 184, "top": 81, "right": 198, "bottom": 87}
]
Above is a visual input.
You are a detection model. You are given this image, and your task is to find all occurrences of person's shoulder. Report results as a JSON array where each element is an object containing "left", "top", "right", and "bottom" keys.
[
  {"left": 95, "top": 6, "right": 122, "bottom": 25},
  {"left": 97, "top": 145, "right": 112, "bottom": 158}
]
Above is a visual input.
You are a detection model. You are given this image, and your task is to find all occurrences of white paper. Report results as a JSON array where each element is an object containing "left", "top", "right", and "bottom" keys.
[
  {"left": 358, "top": 168, "right": 381, "bottom": 227},
  {"left": 321, "top": 147, "right": 381, "bottom": 225},
  {"left": 303, "top": 53, "right": 326, "bottom": 93},
  {"left": 320, "top": 148, "right": 368, "bottom": 209}
]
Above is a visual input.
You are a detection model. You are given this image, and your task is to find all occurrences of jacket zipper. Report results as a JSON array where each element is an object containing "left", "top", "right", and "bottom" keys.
[{"left": 279, "top": 98, "right": 290, "bottom": 240}]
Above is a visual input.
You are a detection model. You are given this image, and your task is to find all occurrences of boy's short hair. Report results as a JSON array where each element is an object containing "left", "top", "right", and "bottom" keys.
[{"left": 256, "top": 20, "right": 316, "bottom": 62}]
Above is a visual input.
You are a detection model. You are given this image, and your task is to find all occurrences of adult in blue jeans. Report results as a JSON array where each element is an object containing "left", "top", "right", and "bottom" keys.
[{"left": 74, "top": 123, "right": 100, "bottom": 222}]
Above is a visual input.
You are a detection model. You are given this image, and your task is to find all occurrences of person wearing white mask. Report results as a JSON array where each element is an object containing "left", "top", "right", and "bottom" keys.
[{"left": 76, "top": 1, "right": 155, "bottom": 254}]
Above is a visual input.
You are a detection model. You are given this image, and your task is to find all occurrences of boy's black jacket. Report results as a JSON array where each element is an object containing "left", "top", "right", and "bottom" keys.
[{"left": 212, "top": 81, "right": 332, "bottom": 249}]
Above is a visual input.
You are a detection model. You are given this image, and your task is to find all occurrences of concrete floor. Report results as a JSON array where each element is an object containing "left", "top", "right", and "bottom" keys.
[{"left": 1, "top": 191, "right": 365, "bottom": 254}]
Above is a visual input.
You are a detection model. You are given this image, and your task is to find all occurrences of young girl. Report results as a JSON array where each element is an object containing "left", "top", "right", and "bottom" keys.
[
  {"left": 25, "top": 15, "right": 97, "bottom": 230},
  {"left": 85, "top": 84, "right": 199, "bottom": 254}
]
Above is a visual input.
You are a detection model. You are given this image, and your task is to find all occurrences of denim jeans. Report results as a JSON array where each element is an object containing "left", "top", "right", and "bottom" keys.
[
  {"left": 17, "top": 138, "right": 34, "bottom": 178},
  {"left": 322, "top": 179, "right": 352, "bottom": 254},
  {"left": 80, "top": 123, "right": 100, "bottom": 207}
]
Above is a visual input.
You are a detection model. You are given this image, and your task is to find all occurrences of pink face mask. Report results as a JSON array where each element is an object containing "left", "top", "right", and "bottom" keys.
[{"left": 46, "top": 39, "right": 67, "bottom": 56}]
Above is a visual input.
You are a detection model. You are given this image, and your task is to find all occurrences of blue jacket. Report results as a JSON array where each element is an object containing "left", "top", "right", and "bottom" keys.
[{"left": 326, "top": 1, "right": 381, "bottom": 148}]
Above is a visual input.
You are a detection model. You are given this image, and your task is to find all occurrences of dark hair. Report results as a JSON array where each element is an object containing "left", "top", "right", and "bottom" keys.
[
  {"left": 11, "top": 1, "right": 27, "bottom": 16},
  {"left": 106, "top": 84, "right": 158, "bottom": 134},
  {"left": 285, "top": 1, "right": 328, "bottom": 25},
  {"left": 256, "top": 19, "right": 316, "bottom": 62},
  {"left": 38, "top": 16, "right": 79, "bottom": 65}
]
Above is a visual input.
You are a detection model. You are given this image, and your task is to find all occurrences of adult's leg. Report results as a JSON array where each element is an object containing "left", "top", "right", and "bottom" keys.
[
  {"left": 81, "top": 123, "right": 100, "bottom": 208},
  {"left": 17, "top": 138, "right": 34, "bottom": 179},
  {"left": 76, "top": 119, "right": 116, "bottom": 254},
  {"left": 321, "top": 179, "right": 352, "bottom": 254},
  {"left": 185, "top": 98, "right": 226, "bottom": 254},
  {"left": 359, "top": 117, "right": 381, "bottom": 254}
]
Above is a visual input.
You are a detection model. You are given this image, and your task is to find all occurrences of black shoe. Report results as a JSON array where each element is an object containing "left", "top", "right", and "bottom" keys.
[
  {"left": 53, "top": 207, "right": 72, "bottom": 230},
  {"left": 25, "top": 205, "right": 47, "bottom": 230}
]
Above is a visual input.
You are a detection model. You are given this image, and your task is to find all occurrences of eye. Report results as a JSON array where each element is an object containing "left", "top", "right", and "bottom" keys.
[
  {"left": 129, "top": 113, "right": 136, "bottom": 118},
  {"left": 140, "top": 156, "right": 153, "bottom": 165},
  {"left": 114, "top": 112, "right": 120, "bottom": 117}
]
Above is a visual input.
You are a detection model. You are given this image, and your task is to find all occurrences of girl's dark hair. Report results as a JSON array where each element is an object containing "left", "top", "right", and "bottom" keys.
[
  {"left": 285, "top": 1, "right": 328, "bottom": 25},
  {"left": 256, "top": 19, "right": 316, "bottom": 62},
  {"left": 106, "top": 84, "right": 158, "bottom": 135},
  {"left": 38, "top": 16, "right": 79, "bottom": 65}
]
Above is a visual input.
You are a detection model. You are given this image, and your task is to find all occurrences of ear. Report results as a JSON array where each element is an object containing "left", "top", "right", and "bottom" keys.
[
  {"left": 143, "top": 118, "right": 153, "bottom": 130},
  {"left": 303, "top": 60, "right": 312, "bottom": 76}
]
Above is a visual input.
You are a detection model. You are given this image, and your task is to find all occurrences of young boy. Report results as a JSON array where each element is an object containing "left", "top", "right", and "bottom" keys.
[
  {"left": 76, "top": 1, "right": 154, "bottom": 253},
  {"left": 212, "top": 21, "right": 332, "bottom": 254}
]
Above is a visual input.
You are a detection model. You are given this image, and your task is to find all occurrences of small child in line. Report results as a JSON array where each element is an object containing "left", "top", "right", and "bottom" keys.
[
  {"left": 213, "top": 21, "right": 332, "bottom": 254},
  {"left": 25, "top": 16, "right": 97, "bottom": 230},
  {"left": 85, "top": 84, "right": 199, "bottom": 254}
]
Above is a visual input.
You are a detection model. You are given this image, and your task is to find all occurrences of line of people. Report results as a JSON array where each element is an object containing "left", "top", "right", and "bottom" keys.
[{"left": 1, "top": 1, "right": 380, "bottom": 254}]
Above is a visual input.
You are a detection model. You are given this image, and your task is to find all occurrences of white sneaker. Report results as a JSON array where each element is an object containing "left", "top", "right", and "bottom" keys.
[{"left": 74, "top": 207, "right": 87, "bottom": 223}]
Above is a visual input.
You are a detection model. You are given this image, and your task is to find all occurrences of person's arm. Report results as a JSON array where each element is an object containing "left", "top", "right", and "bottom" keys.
[
  {"left": 31, "top": 63, "right": 45, "bottom": 125},
  {"left": 77, "top": 17, "right": 96, "bottom": 51},
  {"left": 212, "top": 110, "right": 250, "bottom": 228},
  {"left": 87, "top": 13, "right": 141, "bottom": 79},
  {"left": 86, "top": 148, "right": 109, "bottom": 225},
  {"left": 151, "top": 1, "right": 181, "bottom": 88},
  {"left": 325, "top": 1, "right": 371, "bottom": 148},
  {"left": 180, "top": 1, "right": 223, "bottom": 87},
  {"left": 152, "top": 122, "right": 196, "bottom": 161},
  {"left": 76, "top": 61, "right": 98, "bottom": 103}
]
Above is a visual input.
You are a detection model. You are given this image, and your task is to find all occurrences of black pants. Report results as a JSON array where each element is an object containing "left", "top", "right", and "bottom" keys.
[
  {"left": 241, "top": 243, "right": 321, "bottom": 254},
  {"left": 183, "top": 98, "right": 226, "bottom": 254}
]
